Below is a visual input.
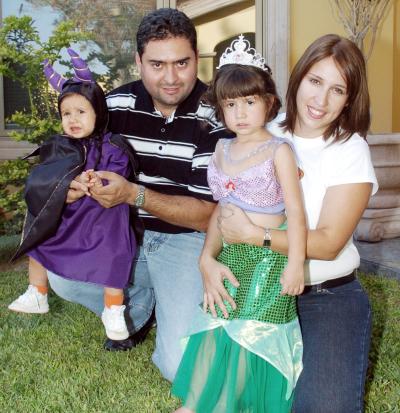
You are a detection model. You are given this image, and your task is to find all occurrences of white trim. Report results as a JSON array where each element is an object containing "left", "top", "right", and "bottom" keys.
[
  {"left": 0, "top": 137, "right": 36, "bottom": 160},
  {"left": 256, "top": 0, "right": 290, "bottom": 105},
  {"left": 0, "top": 0, "right": 5, "bottom": 136},
  {"left": 157, "top": 0, "right": 176, "bottom": 8},
  {"left": 178, "top": 0, "right": 246, "bottom": 19}
]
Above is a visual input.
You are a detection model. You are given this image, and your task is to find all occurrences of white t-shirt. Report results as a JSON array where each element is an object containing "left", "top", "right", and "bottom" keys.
[{"left": 268, "top": 113, "right": 378, "bottom": 285}]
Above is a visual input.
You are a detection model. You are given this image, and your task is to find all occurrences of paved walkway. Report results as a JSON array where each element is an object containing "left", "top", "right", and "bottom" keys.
[{"left": 355, "top": 238, "right": 400, "bottom": 279}]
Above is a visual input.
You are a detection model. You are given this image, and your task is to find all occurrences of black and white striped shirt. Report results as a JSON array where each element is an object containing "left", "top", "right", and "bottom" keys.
[{"left": 106, "top": 79, "right": 229, "bottom": 233}]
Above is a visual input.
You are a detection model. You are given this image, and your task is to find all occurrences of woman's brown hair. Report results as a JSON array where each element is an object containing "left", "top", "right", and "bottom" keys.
[
  {"left": 281, "top": 34, "right": 370, "bottom": 141},
  {"left": 204, "top": 64, "right": 281, "bottom": 129}
]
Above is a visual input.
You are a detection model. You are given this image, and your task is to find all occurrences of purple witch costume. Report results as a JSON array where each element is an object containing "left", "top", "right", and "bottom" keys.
[
  {"left": 28, "top": 133, "right": 136, "bottom": 289},
  {"left": 13, "top": 49, "right": 137, "bottom": 289}
]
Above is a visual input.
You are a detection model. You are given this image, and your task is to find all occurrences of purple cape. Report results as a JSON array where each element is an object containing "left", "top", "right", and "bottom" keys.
[{"left": 28, "top": 133, "right": 136, "bottom": 289}]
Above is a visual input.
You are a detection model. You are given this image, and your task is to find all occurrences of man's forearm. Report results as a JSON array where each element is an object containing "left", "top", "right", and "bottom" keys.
[{"left": 139, "top": 186, "right": 216, "bottom": 232}]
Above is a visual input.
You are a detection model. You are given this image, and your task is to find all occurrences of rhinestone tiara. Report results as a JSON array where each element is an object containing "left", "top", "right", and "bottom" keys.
[{"left": 217, "top": 34, "right": 271, "bottom": 74}]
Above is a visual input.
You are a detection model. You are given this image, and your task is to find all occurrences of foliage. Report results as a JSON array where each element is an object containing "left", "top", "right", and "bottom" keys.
[
  {"left": 27, "top": 0, "right": 154, "bottom": 85},
  {"left": 0, "top": 159, "right": 32, "bottom": 235},
  {"left": 0, "top": 235, "right": 20, "bottom": 262},
  {"left": 0, "top": 16, "right": 89, "bottom": 235},
  {"left": 0, "top": 270, "right": 399, "bottom": 411}
]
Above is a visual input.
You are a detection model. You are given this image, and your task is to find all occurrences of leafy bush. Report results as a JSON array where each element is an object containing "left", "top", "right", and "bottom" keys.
[
  {"left": 0, "top": 234, "right": 20, "bottom": 263},
  {"left": 0, "top": 16, "right": 89, "bottom": 235}
]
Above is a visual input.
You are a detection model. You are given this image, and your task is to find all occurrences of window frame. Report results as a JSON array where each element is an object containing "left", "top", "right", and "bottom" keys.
[
  {"left": 0, "top": 0, "right": 6, "bottom": 136},
  {"left": 0, "top": 0, "right": 165, "bottom": 157},
  {"left": 0, "top": 0, "right": 290, "bottom": 153},
  {"left": 255, "top": 0, "right": 290, "bottom": 107}
]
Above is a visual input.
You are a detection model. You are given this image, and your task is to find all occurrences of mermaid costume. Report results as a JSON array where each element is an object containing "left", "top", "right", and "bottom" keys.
[{"left": 172, "top": 137, "right": 303, "bottom": 413}]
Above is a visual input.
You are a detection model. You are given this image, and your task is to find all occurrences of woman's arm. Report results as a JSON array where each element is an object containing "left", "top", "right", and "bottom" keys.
[
  {"left": 274, "top": 144, "right": 306, "bottom": 295},
  {"left": 199, "top": 204, "right": 239, "bottom": 318},
  {"left": 219, "top": 182, "right": 372, "bottom": 260}
]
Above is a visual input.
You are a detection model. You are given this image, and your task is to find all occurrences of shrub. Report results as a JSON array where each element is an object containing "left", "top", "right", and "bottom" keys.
[{"left": 0, "top": 16, "right": 89, "bottom": 235}]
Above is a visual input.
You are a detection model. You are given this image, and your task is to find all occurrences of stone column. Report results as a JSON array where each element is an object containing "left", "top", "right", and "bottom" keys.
[{"left": 355, "top": 134, "right": 400, "bottom": 242}]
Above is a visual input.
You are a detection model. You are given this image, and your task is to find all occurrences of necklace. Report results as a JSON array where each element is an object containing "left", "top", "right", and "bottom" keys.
[{"left": 223, "top": 138, "right": 271, "bottom": 164}]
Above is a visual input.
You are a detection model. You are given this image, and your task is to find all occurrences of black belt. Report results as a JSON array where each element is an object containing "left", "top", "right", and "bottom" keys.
[{"left": 302, "top": 272, "right": 356, "bottom": 294}]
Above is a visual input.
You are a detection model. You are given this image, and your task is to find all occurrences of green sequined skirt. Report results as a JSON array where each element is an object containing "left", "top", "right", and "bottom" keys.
[
  {"left": 172, "top": 244, "right": 303, "bottom": 412},
  {"left": 215, "top": 243, "right": 297, "bottom": 324}
]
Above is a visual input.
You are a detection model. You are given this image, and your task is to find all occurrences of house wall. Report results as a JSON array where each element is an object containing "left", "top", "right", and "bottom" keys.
[
  {"left": 194, "top": 3, "right": 256, "bottom": 82},
  {"left": 394, "top": 1, "right": 400, "bottom": 132}
]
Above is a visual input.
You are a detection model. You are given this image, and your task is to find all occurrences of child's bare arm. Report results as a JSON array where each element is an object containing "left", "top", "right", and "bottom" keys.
[{"left": 274, "top": 144, "right": 307, "bottom": 296}]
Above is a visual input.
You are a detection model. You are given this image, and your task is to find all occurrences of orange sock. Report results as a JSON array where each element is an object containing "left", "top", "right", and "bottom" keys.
[
  {"left": 104, "top": 292, "right": 124, "bottom": 308},
  {"left": 34, "top": 285, "right": 48, "bottom": 295}
]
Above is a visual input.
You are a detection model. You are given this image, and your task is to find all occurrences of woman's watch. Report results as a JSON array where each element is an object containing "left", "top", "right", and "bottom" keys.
[
  {"left": 263, "top": 227, "right": 271, "bottom": 248},
  {"left": 135, "top": 185, "right": 146, "bottom": 207}
]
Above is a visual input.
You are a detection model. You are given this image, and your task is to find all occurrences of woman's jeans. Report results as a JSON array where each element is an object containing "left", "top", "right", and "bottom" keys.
[
  {"left": 293, "top": 278, "right": 372, "bottom": 413},
  {"left": 47, "top": 230, "right": 205, "bottom": 382}
]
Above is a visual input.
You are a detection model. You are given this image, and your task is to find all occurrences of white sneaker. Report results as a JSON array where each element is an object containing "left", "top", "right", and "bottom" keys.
[
  {"left": 8, "top": 285, "right": 49, "bottom": 314},
  {"left": 101, "top": 305, "right": 129, "bottom": 340}
]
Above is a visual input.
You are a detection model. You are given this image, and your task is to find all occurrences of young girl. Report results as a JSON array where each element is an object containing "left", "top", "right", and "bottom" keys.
[
  {"left": 216, "top": 34, "right": 378, "bottom": 412},
  {"left": 9, "top": 49, "right": 137, "bottom": 341},
  {"left": 172, "top": 35, "right": 306, "bottom": 413}
]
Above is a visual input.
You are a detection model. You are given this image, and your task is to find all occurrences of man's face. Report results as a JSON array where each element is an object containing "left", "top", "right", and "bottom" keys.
[{"left": 135, "top": 36, "right": 198, "bottom": 116}]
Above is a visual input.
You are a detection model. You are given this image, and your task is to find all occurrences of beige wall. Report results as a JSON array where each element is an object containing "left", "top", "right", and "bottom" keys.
[
  {"left": 290, "top": 0, "right": 398, "bottom": 133},
  {"left": 394, "top": 1, "right": 400, "bottom": 132}
]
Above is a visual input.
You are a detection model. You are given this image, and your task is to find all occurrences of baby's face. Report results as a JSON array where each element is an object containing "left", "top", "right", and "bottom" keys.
[{"left": 60, "top": 93, "right": 96, "bottom": 139}]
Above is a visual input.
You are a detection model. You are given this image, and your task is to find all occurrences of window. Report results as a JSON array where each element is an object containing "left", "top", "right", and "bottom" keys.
[{"left": 0, "top": 0, "right": 158, "bottom": 139}]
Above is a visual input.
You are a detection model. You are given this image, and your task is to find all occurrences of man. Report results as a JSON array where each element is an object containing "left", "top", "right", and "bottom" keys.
[{"left": 47, "top": 8, "right": 229, "bottom": 381}]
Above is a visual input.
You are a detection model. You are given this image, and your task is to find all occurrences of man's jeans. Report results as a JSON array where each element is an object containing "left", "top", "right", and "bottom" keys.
[
  {"left": 293, "top": 278, "right": 372, "bottom": 413},
  {"left": 47, "top": 230, "right": 205, "bottom": 382}
]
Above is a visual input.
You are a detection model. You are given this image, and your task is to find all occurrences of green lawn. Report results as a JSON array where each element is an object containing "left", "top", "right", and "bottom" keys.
[{"left": 1, "top": 269, "right": 399, "bottom": 413}]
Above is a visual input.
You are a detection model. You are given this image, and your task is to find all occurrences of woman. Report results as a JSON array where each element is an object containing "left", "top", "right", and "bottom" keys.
[{"left": 201, "top": 34, "right": 378, "bottom": 413}]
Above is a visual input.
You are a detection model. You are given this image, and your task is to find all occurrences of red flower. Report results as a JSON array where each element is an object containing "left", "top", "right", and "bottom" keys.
[{"left": 225, "top": 179, "right": 236, "bottom": 191}]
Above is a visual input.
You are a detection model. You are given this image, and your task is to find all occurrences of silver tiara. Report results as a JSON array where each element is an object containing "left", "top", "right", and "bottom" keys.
[{"left": 217, "top": 34, "right": 271, "bottom": 74}]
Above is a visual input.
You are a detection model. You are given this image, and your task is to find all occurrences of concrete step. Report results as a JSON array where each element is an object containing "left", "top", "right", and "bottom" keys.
[{"left": 355, "top": 238, "right": 400, "bottom": 280}]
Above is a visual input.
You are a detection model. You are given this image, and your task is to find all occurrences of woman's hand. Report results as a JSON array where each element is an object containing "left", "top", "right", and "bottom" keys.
[
  {"left": 200, "top": 254, "right": 239, "bottom": 319},
  {"left": 218, "top": 204, "right": 258, "bottom": 245},
  {"left": 280, "top": 262, "right": 305, "bottom": 296}
]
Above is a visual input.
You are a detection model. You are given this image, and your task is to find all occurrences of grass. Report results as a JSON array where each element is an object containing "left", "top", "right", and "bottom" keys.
[
  {"left": 363, "top": 274, "right": 400, "bottom": 412},
  {"left": 0, "top": 269, "right": 180, "bottom": 413},
  {"left": 1, "top": 268, "right": 399, "bottom": 412}
]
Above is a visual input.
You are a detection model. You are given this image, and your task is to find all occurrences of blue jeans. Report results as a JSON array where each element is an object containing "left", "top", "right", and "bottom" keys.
[
  {"left": 47, "top": 230, "right": 205, "bottom": 382},
  {"left": 293, "top": 278, "right": 372, "bottom": 413}
]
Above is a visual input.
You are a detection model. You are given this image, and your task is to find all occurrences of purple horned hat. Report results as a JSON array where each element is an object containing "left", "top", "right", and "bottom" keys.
[{"left": 42, "top": 48, "right": 94, "bottom": 92}]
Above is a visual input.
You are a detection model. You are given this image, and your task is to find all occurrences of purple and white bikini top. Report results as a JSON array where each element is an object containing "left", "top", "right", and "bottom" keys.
[{"left": 207, "top": 136, "right": 295, "bottom": 214}]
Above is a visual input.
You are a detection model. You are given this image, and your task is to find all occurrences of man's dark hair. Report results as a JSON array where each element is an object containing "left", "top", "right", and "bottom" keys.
[{"left": 136, "top": 8, "right": 197, "bottom": 57}]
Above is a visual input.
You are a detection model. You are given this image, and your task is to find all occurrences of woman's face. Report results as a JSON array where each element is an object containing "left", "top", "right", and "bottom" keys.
[{"left": 294, "top": 56, "right": 348, "bottom": 138}]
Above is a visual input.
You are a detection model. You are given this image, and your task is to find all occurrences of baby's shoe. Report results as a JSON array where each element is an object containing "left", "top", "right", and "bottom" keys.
[
  {"left": 101, "top": 305, "right": 129, "bottom": 340},
  {"left": 8, "top": 285, "right": 49, "bottom": 314}
]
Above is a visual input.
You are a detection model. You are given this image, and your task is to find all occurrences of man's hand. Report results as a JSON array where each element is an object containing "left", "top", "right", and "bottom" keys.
[
  {"left": 200, "top": 254, "right": 239, "bottom": 318},
  {"left": 89, "top": 170, "right": 136, "bottom": 208}
]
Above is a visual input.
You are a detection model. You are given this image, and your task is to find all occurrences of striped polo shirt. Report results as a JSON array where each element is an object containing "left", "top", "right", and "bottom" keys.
[{"left": 106, "top": 79, "right": 229, "bottom": 233}]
